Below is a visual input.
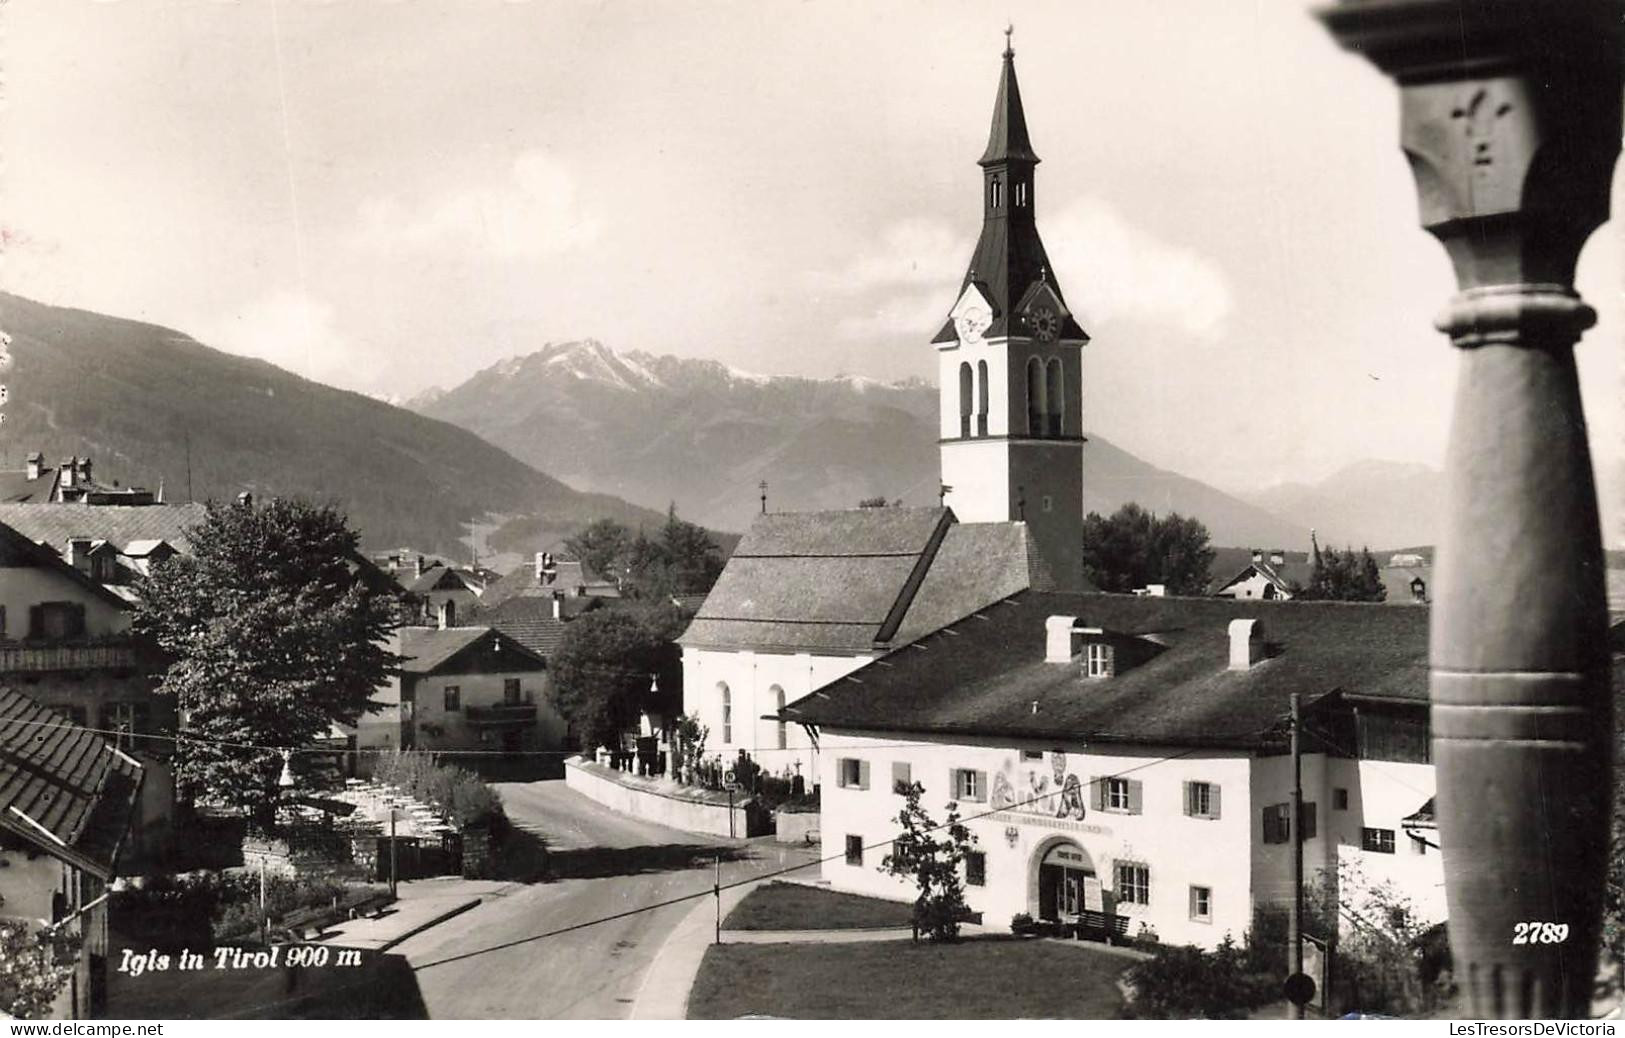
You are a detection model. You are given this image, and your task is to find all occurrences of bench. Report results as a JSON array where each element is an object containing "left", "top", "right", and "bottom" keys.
[
  {"left": 1072, "top": 910, "right": 1131, "bottom": 945},
  {"left": 272, "top": 889, "right": 394, "bottom": 942}
]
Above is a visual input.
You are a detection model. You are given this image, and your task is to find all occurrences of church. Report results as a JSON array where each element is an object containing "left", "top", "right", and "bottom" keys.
[
  {"left": 678, "top": 35, "right": 1091, "bottom": 780},
  {"left": 690, "top": 40, "right": 1445, "bottom": 954}
]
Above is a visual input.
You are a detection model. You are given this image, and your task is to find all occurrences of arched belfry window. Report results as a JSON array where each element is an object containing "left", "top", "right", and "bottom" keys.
[
  {"left": 1046, "top": 358, "right": 1064, "bottom": 437},
  {"left": 990, "top": 178, "right": 1002, "bottom": 210},
  {"left": 772, "top": 684, "right": 787, "bottom": 750},
  {"left": 1016, "top": 182, "right": 1028, "bottom": 207},
  {"left": 718, "top": 681, "right": 732, "bottom": 744},
  {"left": 1026, "top": 357, "right": 1045, "bottom": 436},
  {"left": 958, "top": 362, "right": 973, "bottom": 438},
  {"left": 976, "top": 360, "right": 990, "bottom": 437}
]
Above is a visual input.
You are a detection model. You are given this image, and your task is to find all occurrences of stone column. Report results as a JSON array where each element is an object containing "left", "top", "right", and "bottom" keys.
[{"left": 1317, "top": 0, "right": 1622, "bottom": 1019}]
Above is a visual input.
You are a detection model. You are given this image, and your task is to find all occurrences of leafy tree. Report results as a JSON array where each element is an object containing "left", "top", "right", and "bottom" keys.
[
  {"left": 621, "top": 505, "right": 724, "bottom": 598},
  {"left": 1298, "top": 535, "right": 1386, "bottom": 602},
  {"left": 879, "top": 782, "right": 977, "bottom": 942},
  {"left": 1080, "top": 503, "right": 1216, "bottom": 595},
  {"left": 133, "top": 497, "right": 399, "bottom": 827},
  {"left": 1603, "top": 763, "right": 1625, "bottom": 995},
  {"left": 564, "top": 518, "right": 633, "bottom": 585},
  {"left": 0, "top": 923, "right": 80, "bottom": 1019},
  {"left": 548, "top": 608, "right": 674, "bottom": 748},
  {"left": 1123, "top": 936, "right": 1277, "bottom": 1019},
  {"left": 858, "top": 496, "right": 900, "bottom": 508}
]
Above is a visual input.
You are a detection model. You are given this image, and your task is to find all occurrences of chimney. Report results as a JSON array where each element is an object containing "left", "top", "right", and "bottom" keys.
[
  {"left": 438, "top": 599, "right": 455, "bottom": 629},
  {"left": 68, "top": 538, "right": 93, "bottom": 573},
  {"left": 541, "top": 552, "right": 557, "bottom": 586},
  {"left": 1045, "top": 615, "right": 1079, "bottom": 663},
  {"left": 552, "top": 595, "right": 562, "bottom": 621},
  {"left": 1269, "top": 550, "right": 1285, "bottom": 566},
  {"left": 1228, "top": 618, "right": 1267, "bottom": 671},
  {"left": 60, "top": 458, "right": 76, "bottom": 489},
  {"left": 534, "top": 551, "right": 546, "bottom": 583},
  {"left": 77, "top": 457, "right": 92, "bottom": 485},
  {"left": 1250, "top": 549, "right": 1263, "bottom": 564},
  {"left": 415, "top": 555, "right": 425, "bottom": 579},
  {"left": 25, "top": 452, "right": 41, "bottom": 481}
]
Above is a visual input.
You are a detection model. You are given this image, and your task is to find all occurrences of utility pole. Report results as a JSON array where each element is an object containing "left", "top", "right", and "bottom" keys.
[
  {"left": 1289, "top": 692, "right": 1304, "bottom": 1020},
  {"left": 389, "top": 809, "right": 399, "bottom": 898},
  {"left": 759, "top": 480, "right": 768, "bottom": 515},
  {"left": 713, "top": 854, "right": 722, "bottom": 945}
]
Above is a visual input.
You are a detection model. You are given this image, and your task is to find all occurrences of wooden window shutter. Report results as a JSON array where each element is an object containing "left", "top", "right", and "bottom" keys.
[
  {"left": 1182, "top": 781, "right": 1193, "bottom": 817},
  {"left": 1189, "top": 886, "right": 1198, "bottom": 918},
  {"left": 27, "top": 604, "right": 42, "bottom": 639},
  {"left": 1091, "top": 777, "right": 1105, "bottom": 811},
  {"left": 1210, "top": 785, "right": 1222, "bottom": 820},
  {"left": 976, "top": 771, "right": 988, "bottom": 801},
  {"left": 1127, "top": 779, "right": 1144, "bottom": 815},
  {"left": 857, "top": 760, "right": 870, "bottom": 790}
]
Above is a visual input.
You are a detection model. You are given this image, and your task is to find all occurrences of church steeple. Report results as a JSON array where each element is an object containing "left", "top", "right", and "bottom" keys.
[{"left": 933, "top": 34, "right": 1088, "bottom": 347}]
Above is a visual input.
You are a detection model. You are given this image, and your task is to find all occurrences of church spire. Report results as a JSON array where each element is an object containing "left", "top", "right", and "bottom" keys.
[{"left": 979, "top": 27, "right": 1040, "bottom": 167}]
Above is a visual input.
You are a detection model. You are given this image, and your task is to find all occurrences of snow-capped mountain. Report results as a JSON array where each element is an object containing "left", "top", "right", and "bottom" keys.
[{"left": 411, "top": 339, "right": 1308, "bottom": 545}]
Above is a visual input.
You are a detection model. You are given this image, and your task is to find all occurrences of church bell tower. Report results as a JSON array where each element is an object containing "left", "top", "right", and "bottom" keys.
[{"left": 935, "top": 33, "right": 1089, "bottom": 590}]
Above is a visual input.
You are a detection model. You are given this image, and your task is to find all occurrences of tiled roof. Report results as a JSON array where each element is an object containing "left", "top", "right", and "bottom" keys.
[
  {"left": 681, "top": 509, "right": 1064, "bottom": 655},
  {"left": 0, "top": 503, "right": 205, "bottom": 554},
  {"left": 0, "top": 470, "right": 50, "bottom": 504},
  {"left": 481, "top": 559, "right": 614, "bottom": 608},
  {"left": 681, "top": 508, "right": 952, "bottom": 653},
  {"left": 0, "top": 686, "right": 143, "bottom": 879},
  {"left": 784, "top": 591, "right": 1430, "bottom": 750},
  {"left": 398, "top": 625, "right": 546, "bottom": 674},
  {"left": 488, "top": 617, "right": 569, "bottom": 658}
]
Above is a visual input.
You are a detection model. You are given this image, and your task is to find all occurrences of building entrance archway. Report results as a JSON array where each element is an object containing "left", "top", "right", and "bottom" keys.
[{"left": 1031, "top": 838, "right": 1097, "bottom": 923}]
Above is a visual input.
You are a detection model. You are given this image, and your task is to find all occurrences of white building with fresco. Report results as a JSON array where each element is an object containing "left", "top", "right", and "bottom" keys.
[
  {"left": 783, "top": 592, "right": 1444, "bottom": 950},
  {"left": 679, "top": 36, "right": 1094, "bottom": 778}
]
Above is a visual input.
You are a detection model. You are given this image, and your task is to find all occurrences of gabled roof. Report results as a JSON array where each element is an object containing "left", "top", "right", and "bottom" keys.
[
  {"left": 0, "top": 686, "right": 143, "bottom": 879},
  {"left": 0, "top": 469, "right": 51, "bottom": 504},
  {"left": 487, "top": 616, "right": 569, "bottom": 658},
  {"left": 680, "top": 510, "right": 1068, "bottom": 655},
  {"left": 783, "top": 591, "right": 1430, "bottom": 750},
  {"left": 405, "top": 565, "right": 481, "bottom": 595},
  {"left": 481, "top": 558, "right": 615, "bottom": 608},
  {"left": 398, "top": 625, "right": 547, "bottom": 675},
  {"left": 1213, "top": 557, "right": 1315, "bottom": 597},
  {"left": 0, "top": 521, "right": 130, "bottom": 610},
  {"left": 0, "top": 503, "right": 206, "bottom": 554}
]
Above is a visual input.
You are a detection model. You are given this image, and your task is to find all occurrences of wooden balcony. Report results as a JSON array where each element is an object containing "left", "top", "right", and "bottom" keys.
[
  {"left": 0, "top": 640, "right": 140, "bottom": 673},
  {"left": 464, "top": 703, "right": 537, "bottom": 728}
]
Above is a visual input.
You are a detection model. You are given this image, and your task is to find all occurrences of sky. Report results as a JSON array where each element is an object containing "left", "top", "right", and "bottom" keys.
[{"left": 4, "top": 0, "right": 1622, "bottom": 497}]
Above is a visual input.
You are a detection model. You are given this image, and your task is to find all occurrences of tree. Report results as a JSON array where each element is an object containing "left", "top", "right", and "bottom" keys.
[
  {"left": 879, "top": 782, "right": 977, "bottom": 942},
  {"left": 133, "top": 497, "right": 399, "bottom": 827},
  {"left": 1080, "top": 503, "right": 1216, "bottom": 595},
  {"left": 1298, "top": 536, "right": 1386, "bottom": 602},
  {"left": 548, "top": 609, "right": 673, "bottom": 748},
  {"left": 1605, "top": 757, "right": 1625, "bottom": 994},
  {"left": 564, "top": 518, "right": 633, "bottom": 585},
  {"left": 621, "top": 505, "right": 725, "bottom": 599},
  {"left": 858, "top": 496, "right": 900, "bottom": 508},
  {"left": 0, "top": 924, "right": 80, "bottom": 1019}
]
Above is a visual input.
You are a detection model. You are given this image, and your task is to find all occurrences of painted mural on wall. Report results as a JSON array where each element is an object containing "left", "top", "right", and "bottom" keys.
[{"left": 990, "top": 751, "right": 1087, "bottom": 820}]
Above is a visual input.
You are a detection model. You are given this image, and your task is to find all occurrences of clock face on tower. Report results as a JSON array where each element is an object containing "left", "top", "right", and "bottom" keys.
[
  {"left": 1030, "top": 306, "right": 1059, "bottom": 342},
  {"left": 955, "top": 306, "right": 991, "bottom": 344}
]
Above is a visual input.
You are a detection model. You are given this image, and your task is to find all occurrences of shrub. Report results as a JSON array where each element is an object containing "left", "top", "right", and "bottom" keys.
[
  {"left": 1124, "top": 937, "right": 1278, "bottom": 1019},
  {"left": 372, "top": 750, "right": 507, "bottom": 833}
]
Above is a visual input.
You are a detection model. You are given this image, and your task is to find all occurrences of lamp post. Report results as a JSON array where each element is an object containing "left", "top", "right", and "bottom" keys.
[{"left": 1316, "top": 0, "right": 1622, "bottom": 1018}]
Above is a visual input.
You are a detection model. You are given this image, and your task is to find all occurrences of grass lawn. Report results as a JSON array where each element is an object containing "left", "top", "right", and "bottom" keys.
[
  {"left": 688, "top": 937, "right": 1129, "bottom": 1018},
  {"left": 722, "top": 882, "right": 917, "bottom": 930}
]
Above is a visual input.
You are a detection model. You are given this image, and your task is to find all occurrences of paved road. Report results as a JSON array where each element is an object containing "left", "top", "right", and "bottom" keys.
[{"left": 393, "top": 780, "right": 815, "bottom": 1019}]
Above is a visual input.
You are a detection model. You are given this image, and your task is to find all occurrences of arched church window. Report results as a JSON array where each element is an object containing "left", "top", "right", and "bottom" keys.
[
  {"left": 772, "top": 685, "right": 787, "bottom": 750},
  {"left": 1046, "top": 358, "right": 1064, "bottom": 437},
  {"left": 718, "top": 681, "right": 732, "bottom": 744},
  {"left": 976, "top": 360, "right": 989, "bottom": 437},
  {"left": 958, "top": 363, "right": 973, "bottom": 438},
  {"left": 1026, "top": 357, "right": 1045, "bottom": 436}
]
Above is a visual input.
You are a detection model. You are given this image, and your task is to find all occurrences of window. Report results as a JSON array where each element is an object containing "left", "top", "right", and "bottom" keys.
[
  {"left": 1362, "top": 827, "right": 1396, "bottom": 854},
  {"left": 1185, "top": 781, "right": 1221, "bottom": 820},
  {"left": 892, "top": 761, "right": 912, "bottom": 794},
  {"left": 1189, "top": 885, "right": 1212, "bottom": 922},
  {"left": 773, "top": 685, "right": 787, "bottom": 750},
  {"left": 1105, "top": 777, "right": 1130, "bottom": 811},
  {"left": 107, "top": 702, "right": 148, "bottom": 751},
  {"left": 1334, "top": 788, "right": 1349, "bottom": 811},
  {"left": 965, "top": 851, "right": 986, "bottom": 887},
  {"left": 837, "top": 758, "right": 869, "bottom": 790},
  {"left": 845, "top": 835, "right": 863, "bottom": 866},
  {"left": 29, "top": 602, "right": 85, "bottom": 640},
  {"left": 990, "top": 177, "right": 1002, "bottom": 209},
  {"left": 1085, "top": 643, "right": 1111, "bottom": 678},
  {"left": 958, "top": 363, "right": 973, "bottom": 437},
  {"left": 953, "top": 768, "right": 987, "bottom": 802},
  {"left": 976, "top": 360, "right": 989, "bottom": 436},
  {"left": 1015, "top": 181, "right": 1028, "bottom": 207},
  {"left": 443, "top": 686, "right": 461, "bottom": 712},
  {"left": 1114, "top": 861, "right": 1150, "bottom": 905},
  {"left": 1300, "top": 802, "right": 1318, "bottom": 841},
  {"left": 1041, "top": 495, "right": 1053, "bottom": 513},
  {"left": 0, "top": 605, "right": 7, "bottom": 637},
  {"left": 1045, "top": 357, "right": 1064, "bottom": 436},
  {"left": 504, "top": 678, "right": 522, "bottom": 705},
  {"left": 1263, "top": 803, "right": 1290, "bottom": 844},
  {"left": 1026, "top": 357, "right": 1045, "bottom": 435},
  {"left": 718, "top": 682, "right": 731, "bottom": 744}
]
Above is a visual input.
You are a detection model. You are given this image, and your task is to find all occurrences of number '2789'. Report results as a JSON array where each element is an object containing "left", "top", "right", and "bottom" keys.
[{"left": 1512, "top": 922, "right": 1569, "bottom": 944}]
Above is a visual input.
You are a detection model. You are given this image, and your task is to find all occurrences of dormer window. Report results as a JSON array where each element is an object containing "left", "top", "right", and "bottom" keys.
[{"left": 1084, "top": 642, "right": 1112, "bottom": 678}]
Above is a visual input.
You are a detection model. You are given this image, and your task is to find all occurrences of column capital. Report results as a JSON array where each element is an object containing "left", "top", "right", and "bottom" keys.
[{"left": 1319, "top": 0, "right": 1624, "bottom": 292}]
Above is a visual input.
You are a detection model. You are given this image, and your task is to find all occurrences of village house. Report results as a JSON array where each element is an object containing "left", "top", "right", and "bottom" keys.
[
  {"left": 1210, "top": 548, "right": 1314, "bottom": 601},
  {"left": 0, "top": 685, "right": 143, "bottom": 1019},
  {"left": 780, "top": 591, "right": 1443, "bottom": 950},
  {"left": 680, "top": 35, "right": 1092, "bottom": 782},
  {"left": 0, "top": 454, "right": 159, "bottom": 506}
]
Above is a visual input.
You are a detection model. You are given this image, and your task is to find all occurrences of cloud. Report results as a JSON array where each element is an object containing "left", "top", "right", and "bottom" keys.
[
  {"left": 205, "top": 290, "right": 360, "bottom": 388},
  {"left": 355, "top": 151, "right": 602, "bottom": 259},
  {"left": 1044, "top": 197, "right": 1233, "bottom": 337},
  {"left": 822, "top": 200, "right": 1232, "bottom": 343}
]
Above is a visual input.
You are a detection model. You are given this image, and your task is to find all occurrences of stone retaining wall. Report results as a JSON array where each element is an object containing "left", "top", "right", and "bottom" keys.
[{"left": 564, "top": 757, "right": 765, "bottom": 838}]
